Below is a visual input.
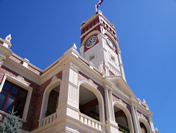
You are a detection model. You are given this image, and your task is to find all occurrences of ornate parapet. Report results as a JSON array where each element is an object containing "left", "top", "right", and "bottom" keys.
[{"left": 137, "top": 98, "right": 149, "bottom": 110}]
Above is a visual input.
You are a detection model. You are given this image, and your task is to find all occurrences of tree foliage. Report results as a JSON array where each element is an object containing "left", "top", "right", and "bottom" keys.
[{"left": 0, "top": 112, "right": 22, "bottom": 133}]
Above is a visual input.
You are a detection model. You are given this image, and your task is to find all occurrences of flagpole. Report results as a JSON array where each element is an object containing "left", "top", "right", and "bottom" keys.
[
  {"left": 95, "top": 0, "right": 103, "bottom": 12},
  {"left": 95, "top": 4, "right": 97, "bottom": 12}
]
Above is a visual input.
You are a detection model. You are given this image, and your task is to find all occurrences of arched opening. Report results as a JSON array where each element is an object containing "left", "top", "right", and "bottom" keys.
[
  {"left": 79, "top": 85, "right": 100, "bottom": 121},
  {"left": 140, "top": 122, "right": 148, "bottom": 133},
  {"left": 40, "top": 77, "right": 61, "bottom": 119},
  {"left": 45, "top": 85, "right": 60, "bottom": 117},
  {"left": 114, "top": 106, "right": 130, "bottom": 133}
]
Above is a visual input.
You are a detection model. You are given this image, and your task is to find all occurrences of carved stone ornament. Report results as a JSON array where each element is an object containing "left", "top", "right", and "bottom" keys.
[
  {"left": 142, "top": 99, "right": 149, "bottom": 110},
  {"left": 137, "top": 98, "right": 141, "bottom": 104},
  {"left": 24, "top": 58, "right": 30, "bottom": 63},
  {"left": 5, "top": 34, "right": 12, "bottom": 42},
  {"left": 72, "top": 43, "right": 77, "bottom": 50},
  {"left": 16, "top": 75, "right": 25, "bottom": 83},
  {"left": 143, "top": 99, "right": 146, "bottom": 104}
]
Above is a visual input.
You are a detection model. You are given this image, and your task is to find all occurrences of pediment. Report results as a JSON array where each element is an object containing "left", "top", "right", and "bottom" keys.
[{"left": 106, "top": 76, "right": 136, "bottom": 98}]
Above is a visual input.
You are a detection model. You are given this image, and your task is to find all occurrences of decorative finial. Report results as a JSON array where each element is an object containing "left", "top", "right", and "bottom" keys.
[
  {"left": 5, "top": 34, "right": 12, "bottom": 42},
  {"left": 23, "top": 58, "right": 30, "bottom": 68},
  {"left": 72, "top": 43, "right": 77, "bottom": 50},
  {"left": 137, "top": 98, "right": 141, "bottom": 103},
  {"left": 95, "top": 0, "right": 103, "bottom": 11},
  {"left": 24, "top": 58, "right": 30, "bottom": 63},
  {"left": 143, "top": 99, "right": 146, "bottom": 104}
]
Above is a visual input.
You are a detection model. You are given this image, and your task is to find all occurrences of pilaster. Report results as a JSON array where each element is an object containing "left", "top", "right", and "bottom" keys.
[
  {"left": 149, "top": 117, "right": 156, "bottom": 132},
  {"left": 57, "top": 61, "right": 79, "bottom": 121},
  {"left": 131, "top": 103, "right": 141, "bottom": 133},
  {"left": 105, "top": 89, "right": 119, "bottom": 133}
]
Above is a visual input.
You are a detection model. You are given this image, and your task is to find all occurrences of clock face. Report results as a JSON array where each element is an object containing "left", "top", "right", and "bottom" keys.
[
  {"left": 86, "top": 36, "right": 97, "bottom": 48},
  {"left": 107, "top": 38, "right": 115, "bottom": 50}
]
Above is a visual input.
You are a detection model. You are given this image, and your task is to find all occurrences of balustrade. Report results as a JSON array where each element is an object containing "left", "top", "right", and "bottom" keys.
[
  {"left": 79, "top": 112, "right": 103, "bottom": 131},
  {"left": 39, "top": 112, "right": 57, "bottom": 127}
]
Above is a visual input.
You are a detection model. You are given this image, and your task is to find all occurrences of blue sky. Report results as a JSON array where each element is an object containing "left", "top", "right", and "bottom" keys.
[{"left": 0, "top": 0, "right": 176, "bottom": 132}]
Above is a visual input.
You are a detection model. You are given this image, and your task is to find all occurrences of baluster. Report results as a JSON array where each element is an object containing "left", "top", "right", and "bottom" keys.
[
  {"left": 83, "top": 116, "right": 85, "bottom": 123},
  {"left": 88, "top": 119, "right": 91, "bottom": 126},
  {"left": 80, "top": 116, "right": 83, "bottom": 123},
  {"left": 95, "top": 123, "right": 98, "bottom": 129},
  {"left": 98, "top": 124, "right": 102, "bottom": 130},
  {"left": 48, "top": 117, "right": 50, "bottom": 124},
  {"left": 84, "top": 117, "right": 87, "bottom": 124},
  {"left": 92, "top": 121, "right": 94, "bottom": 128}
]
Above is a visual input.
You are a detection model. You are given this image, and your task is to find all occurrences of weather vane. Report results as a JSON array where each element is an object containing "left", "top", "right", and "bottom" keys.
[{"left": 96, "top": 0, "right": 103, "bottom": 11}]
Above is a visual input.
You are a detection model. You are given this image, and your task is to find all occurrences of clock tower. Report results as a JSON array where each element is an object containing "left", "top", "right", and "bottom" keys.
[{"left": 80, "top": 11, "right": 126, "bottom": 80}]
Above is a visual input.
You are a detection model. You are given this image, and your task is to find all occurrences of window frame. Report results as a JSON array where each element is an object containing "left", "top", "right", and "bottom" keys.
[{"left": 0, "top": 74, "right": 33, "bottom": 122}]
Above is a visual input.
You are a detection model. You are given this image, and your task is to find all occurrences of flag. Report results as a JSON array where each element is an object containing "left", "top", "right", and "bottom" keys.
[{"left": 96, "top": 0, "right": 103, "bottom": 9}]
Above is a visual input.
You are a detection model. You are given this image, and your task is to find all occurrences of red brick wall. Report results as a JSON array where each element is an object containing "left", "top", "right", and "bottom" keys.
[
  {"left": 27, "top": 71, "right": 62, "bottom": 131},
  {"left": 0, "top": 65, "right": 62, "bottom": 131}
]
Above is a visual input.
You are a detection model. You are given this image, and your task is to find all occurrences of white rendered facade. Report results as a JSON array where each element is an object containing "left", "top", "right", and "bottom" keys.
[{"left": 0, "top": 11, "right": 159, "bottom": 133}]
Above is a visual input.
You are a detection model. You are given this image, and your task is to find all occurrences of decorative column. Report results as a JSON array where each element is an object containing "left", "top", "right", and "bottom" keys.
[
  {"left": 149, "top": 117, "right": 156, "bottom": 132},
  {"left": 109, "top": 90, "right": 116, "bottom": 122},
  {"left": 131, "top": 103, "right": 141, "bottom": 133},
  {"left": 105, "top": 89, "right": 119, "bottom": 133},
  {"left": 57, "top": 61, "right": 79, "bottom": 120},
  {"left": 104, "top": 87, "right": 111, "bottom": 123}
]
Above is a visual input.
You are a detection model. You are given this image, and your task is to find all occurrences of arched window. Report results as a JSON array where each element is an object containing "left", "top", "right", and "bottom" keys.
[
  {"left": 114, "top": 106, "right": 130, "bottom": 133},
  {"left": 140, "top": 122, "right": 148, "bottom": 133},
  {"left": 79, "top": 85, "right": 100, "bottom": 121},
  {"left": 45, "top": 85, "right": 60, "bottom": 117},
  {"left": 40, "top": 77, "right": 61, "bottom": 119}
]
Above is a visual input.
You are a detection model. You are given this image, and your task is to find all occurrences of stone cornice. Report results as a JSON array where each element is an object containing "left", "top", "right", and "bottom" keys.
[{"left": 3, "top": 57, "right": 40, "bottom": 84}]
